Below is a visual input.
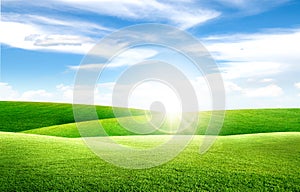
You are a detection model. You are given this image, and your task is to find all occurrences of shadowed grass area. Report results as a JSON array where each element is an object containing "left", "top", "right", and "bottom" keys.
[
  {"left": 23, "top": 109, "right": 300, "bottom": 137},
  {"left": 0, "top": 101, "right": 144, "bottom": 132},
  {"left": 1, "top": 132, "right": 299, "bottom": 191},
  {"left": 220, "top": 108, "right": 300, "bottom": 135}
]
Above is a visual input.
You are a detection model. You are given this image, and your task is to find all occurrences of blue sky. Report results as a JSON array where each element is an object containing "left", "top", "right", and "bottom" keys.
[{"left": 1, "top": 0, "right": 300, "bottom": 110}]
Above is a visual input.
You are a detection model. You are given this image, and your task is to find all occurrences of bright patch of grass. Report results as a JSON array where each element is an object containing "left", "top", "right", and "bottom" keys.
[
  {"left": 24, "top": 109, "right": 300, "bottom": 137},
  {"left": 1, "top": 132, "right": 299, "bottom": 191}
]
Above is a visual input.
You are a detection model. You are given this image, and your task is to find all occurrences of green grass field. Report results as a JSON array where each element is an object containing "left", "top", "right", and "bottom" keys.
[
  {"left": 0, "top": 101, "right": 144, "bottom": 132},
  {"left": 1, "top": 132, "right": 299, "bottom": 191},
  {"left": 0, "top": 101, "right": 300, "bottom": 191},
  {"left": 24, "top": 108, "right": 300, "bottom": 137}
]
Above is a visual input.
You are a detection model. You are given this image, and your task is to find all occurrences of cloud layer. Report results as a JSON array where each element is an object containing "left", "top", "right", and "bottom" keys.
[{"left": 1, "top": 0, "right": 299, "bottom": 109}]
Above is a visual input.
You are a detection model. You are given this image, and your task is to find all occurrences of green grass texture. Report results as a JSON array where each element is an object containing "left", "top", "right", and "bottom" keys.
[
  {"left": 1, "top": 101, "right": 299, "bottom": 191},
  {"left": 22, "top": 109, "right": 300, "bottom": 137},
  {"left": 0, "top": 101, "right": 144, "bottom": 132},
  {"left": 1, "top": 101, "right": 299, "bottom": 137},
  {"left": 1, "top": 132, "right": 299, "bottom": 191}
]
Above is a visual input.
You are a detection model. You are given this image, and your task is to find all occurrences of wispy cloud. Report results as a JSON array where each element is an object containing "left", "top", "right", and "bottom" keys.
[
  {"left": 295, "top": 82, "right": 300, "bottom": 96},
  {"left": 3, "top": 0, "right": 221, "bottom": 30},
  {"left": 1, "top": 13, "right": 113, "bottom": 35},
  {"left": 261, "top": 78, "right": 275, "bottom": 83},
  {"left": 205, "top": 29, "right": 300, "bottom": 65},
  {"left": 212, "top": 0, "right": 290, "bottom": 15},
  {"left": 0, "top": 79, "right": 296, "bottom": 109},
  {"left": 26, "top": 34, "right": 91, "bottom": 47},
  {"left": 204, "top": 28, "right": 300, "bottom": 82},
  {"left": 0, "top": 82, "right": 74, "bottom": 103},
  {"left": 0, "top": 13, "right": 113, "bottom": 54},
  {"left": 49, "top": 0, "right": 220, "bottom": 30},
  {"left": 0, "top": 21, "right": 95, "bottom": 54},
  {"left": 20, "top": 90, "right": 53, "bottom": 101},
  {"left": 243, "top": 84, "right": 283, "bottom": 98},
  {"left": 3, "top": 0, "right": 290, "bottom": 31},
  {"left": 295, "top": 82, "right": 300, "bottom": 89},
  {"left": 220, "top": 61, "right": 282, "bottom": 80},
  {"left": 202, "top": 28, "right": 299, "bottom": 105},
  {"left": 1, "top": 0, "right": 297, "bottom": 109},
  {"left": 0, "top": 82, "right": 19, "bottom": 101},
  {"left": 225, "top": 81, "right": 283, "bottom": 98},
  {"left": 1, "top": 0, "right": 293, "bottom": 54},
  {"left": 68, "top": 48, "right": 158, "bottom": 70}
]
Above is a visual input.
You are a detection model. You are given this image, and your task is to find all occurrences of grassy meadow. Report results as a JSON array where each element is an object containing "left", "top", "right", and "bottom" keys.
[
  {"left": 0, "top": 101, "right": 300, "bottom": 191},
  {"left": 0, "top": 101, "right": 144, "bottom": 132},
  {"left": 25, "top": 108, "right": 300, "bottom": 138}
]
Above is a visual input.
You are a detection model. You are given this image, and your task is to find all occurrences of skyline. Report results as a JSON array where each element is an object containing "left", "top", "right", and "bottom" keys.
[{"left": 1, "top": 0, "right": 300, "bottom": 110}]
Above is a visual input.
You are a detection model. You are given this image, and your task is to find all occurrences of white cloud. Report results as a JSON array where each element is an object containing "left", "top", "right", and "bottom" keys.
[
  {"left": 0, "top": 82, "right": 75, "bottom": 103},
  {"left": 48, "top": 0, "right": 288, "bottom": 29},
  {"left": 93, "top": 83, "right": 115, "bottom": 106},
  {"left": 192, "top": 78, "right": 214, "bottom": 110},
  {"left": 16, "top": 84, "right": 74, "bottom": 103},
  {"left": 2, "top": 0, "right": 220, "bottom": 30},
  {"left": 224, "top": 81, "right": 242, "bottom": 92},
  {"left": 3, "top": 0, "right": 289, "bottom": 31},
  {"left": 224, "top": 80, "right": 284, "bottom": 98},
  {"left": 220, "top": 61, "right": 281, "bottom": 80},
  {"left": 56, "top": 84, "right": 73, "bottom": 101},
  {"left": 214, "top": 0, "right": 289, "bottom": 14},
  {"left": 295, "top": 82, "right": 300, "bottom": 96},
  {"left": 0, "top": 80, "right": 294, "bottom": 109},
  {"left": 261, "top": 78, "right": 274, "bottom": 83},
  {"left": 0, "top": 21, "right": 40, "bottom": 49},
  {"left": 52, "top": 0, "right": 220, "bottom": 30},
  {"left": 20, "top": 90, "right": 53, "bottom": 101},
  {"left": 1, "top": 0, "right": 293, "bottom": 55},
  {"left": 28, "top": 35, "right": 91, "bottom": 47},
  {"left": 69, "top": 48, "right": 158, "bottom": 70},
  {"left": 205, "top": 29, "right": 300, "bottom": 66},
  {"left": 203, "top": 29, "right": 300, "bottom": 84},
  {"left": 7, "top": 76, "right": 279, "bottom": 111},
  {"left": 0, "top": 13, "right": 113, "bottom": 54},
  {"left": 0, "top": 2, "right": 219, "bottom": 55},
  {"left": 0, "top": 21, "right": 95, "bottom": 54},
  {"left": 1, "top": 13, "right": 112, "bottom": 34},
  {"left": 69, "top": 64, "right": 103, "bottom": 71},
  {"left": 202, "top": 28, "right": 299, "bottom": 105},
  {"left": 0, "top": 82, "right": 19, "bottom": 100},
  {"left": 243, "top": 84, "right": 283, "bottom": 98},
  {"left": 295, "top": 82, "right": 300, "bottom": 89}
]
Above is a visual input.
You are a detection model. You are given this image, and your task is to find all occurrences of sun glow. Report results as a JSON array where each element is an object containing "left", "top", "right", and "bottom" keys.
[{"left": 128, "top": 81, "right": 183, "bottom": 114}]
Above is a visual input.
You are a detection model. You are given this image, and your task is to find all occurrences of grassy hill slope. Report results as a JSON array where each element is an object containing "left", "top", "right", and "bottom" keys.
[
  {"left": 1, "top": 132, "right": 299, "bottom": 191},
  {"left": 24, "top": 108, "right": 300, "bottom": 137},
  {"left": 0, "top": 101, "right": 144, "bottom": 132},
  {"left": 1, "top": 101, "right": 299, "bottom": 136}
]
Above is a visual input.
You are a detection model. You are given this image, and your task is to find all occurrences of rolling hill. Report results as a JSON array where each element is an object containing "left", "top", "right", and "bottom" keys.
[
  {"left": 1, "top": 131, "right": 299, "bottom": 191},
  {"left": 0, "top": 101, "right": 144, "bottom": 132},
  {"left": 0, "top": 101, "right": 299, "bottom": 191}
]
